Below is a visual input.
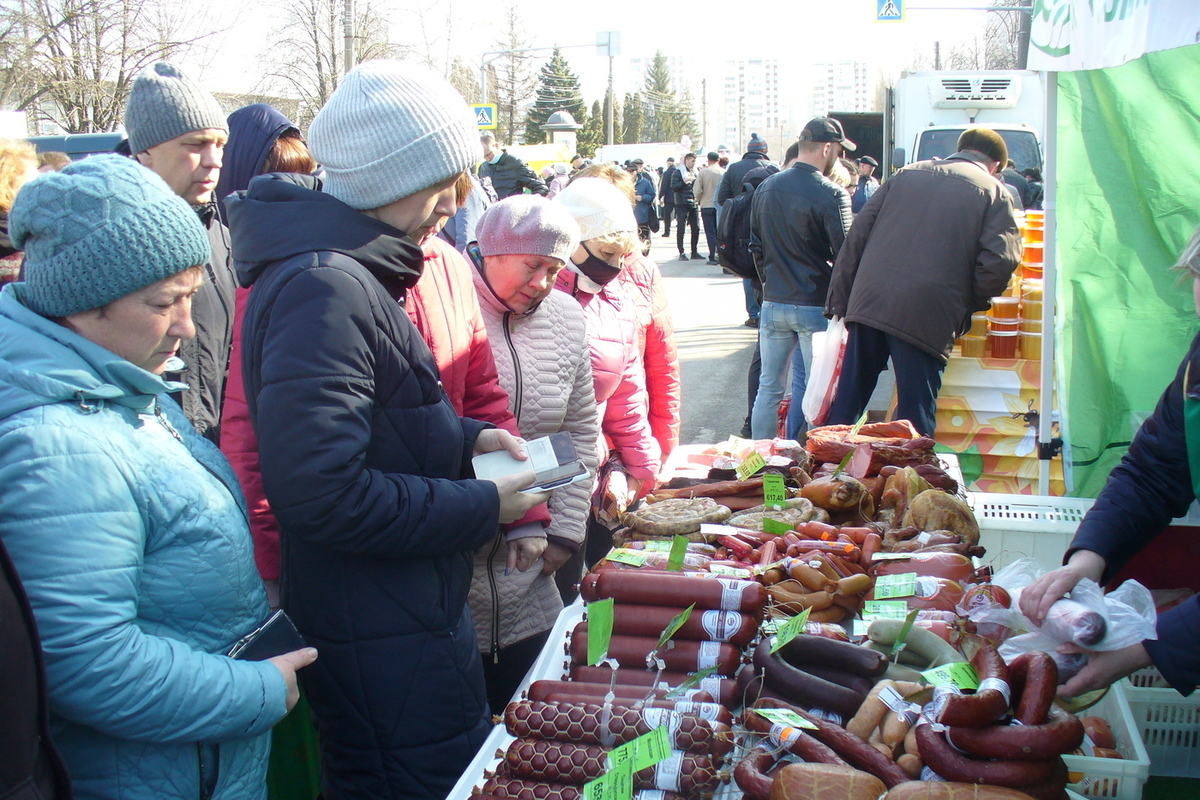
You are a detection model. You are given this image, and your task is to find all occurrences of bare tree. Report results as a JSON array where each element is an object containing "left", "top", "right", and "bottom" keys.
[
  {"left": 0, "top": 0, "right": 215, "bottom": 133},
  {"left": 258, "top": 0, "right": 406, "bottom": 128},
  {"left": 490, "top": 4, "right": 534, "bottom": 145}
]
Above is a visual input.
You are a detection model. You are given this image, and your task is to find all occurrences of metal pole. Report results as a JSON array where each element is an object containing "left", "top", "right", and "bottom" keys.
[
  {"left": 480, "top": 60, "right": 488, "bottom": 104},
  {"left": 606, "top": 54, "right": 614, "bottom": 146},
  {"left": 1037, "top": 70, "right": 1058, "bottom": 496},
  {"left": 343, "top": 0, "right": 354, "bottom": 75}
]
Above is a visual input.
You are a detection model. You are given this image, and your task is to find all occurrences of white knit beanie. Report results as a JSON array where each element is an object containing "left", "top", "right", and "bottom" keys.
[
  {"left": 554, "top": 178, "right": 637, "bottom": 241},
  {"left": 308, "top": 60, "right": 481, "bottom": 210}
]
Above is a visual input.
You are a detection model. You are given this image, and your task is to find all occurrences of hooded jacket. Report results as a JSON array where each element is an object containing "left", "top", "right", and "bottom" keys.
[
  {"left": 216, "top": 104, "right": 298, "bottom": 213},
  {"left": 825, "top": 151, "right": 1021, "bottom": 361},
  {"left": 554, "top": 269, "right": 660, "bottom": 483},
  {"left": 0, "top": 285, "right": 283, "bottom": 800},
  {"left": 466, "top": 249, "right": 598, "bottom": 655},
  {"left": 228, "top": 173, "right": 497, "bottom": 800}
]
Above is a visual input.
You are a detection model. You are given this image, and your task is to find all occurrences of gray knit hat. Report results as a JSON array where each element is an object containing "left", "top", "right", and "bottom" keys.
[
  {"left": 554, "top": 178, "right": 637, "bottom": 242},
  {"left": 477, "top": 195, "right": 581, "bottom": 265},
  {"left": 307, "top": 60, "right": 481, "bottom": 211},
  {"left": 10, "top": 155, "right": 210, "bottom": 318},
  {"left": 124, "top": 62, "right": 228, "bottom": 154}
]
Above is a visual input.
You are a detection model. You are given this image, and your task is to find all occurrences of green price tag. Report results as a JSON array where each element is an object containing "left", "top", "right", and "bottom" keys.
[
  {"left": 752, "top": 559, "right": 787, "bottom": 576},
  {"left": 655, "top": 604, "right": 694, "bottom": 651},
  {"left": 762, "top": 517, "right": 793, "bottom": 536},
  {"left": 641, "top": 540, "right": 673, "bottom": 552},
  {"left": 666, "top": 535, "right": 688, "bottom": 572},
  {"left": 754, "top": 707, "right": 818, "bottom": 730},
  {"left": 707, "top": 564, "right": 753, "bottom": 579},
  {"left": 762, "top": 472, "right": 787, "bottom": 508},
  {"left": 606, "top": 549, "right": 648, "bottom": 567},
  {"left": 736, "top": 452, "right": 767, "bottom": 480},
  {"left": 862, "top": 600, "right": 910, "bottom": 619},
  {"left": 921, "top": 662, "right": 980, "bottom": 691},
  {"left": 587, "top": 598, "right": 614, "bottom": 666},
  {"left": 891, "top": 608, "right": 920, "bottom": 658},
  {"left": 584, "top": 759, "right": 633, "bottom": 800},
  {"left": 770, "top": 606, "right": 812, "bottom": 652},
  {"left": 832, "top": 411, "right": 870, "bottom": 478},
  {"left": 610, "top": 726, "right": 671, "bottom": 772},
  {"left": 727, "top": 435, "right": 754, "bottom": 454},
  {"left": 873, "top": 572, "right": 917, "bottom": 599},
  {"left": 664, "top": 665, "right": 717, "bottom": 699}
]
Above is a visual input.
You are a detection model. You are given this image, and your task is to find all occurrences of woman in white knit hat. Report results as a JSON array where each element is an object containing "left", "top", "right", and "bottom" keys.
[
  {"left": 553, "top": 178, "right": 662, "bottom": 579},
  {"left": 226, "top": 61, "right": 549, "bottom": 800},
  {"left": 464, "top": 195, "right": 599, "bottom": 714}
]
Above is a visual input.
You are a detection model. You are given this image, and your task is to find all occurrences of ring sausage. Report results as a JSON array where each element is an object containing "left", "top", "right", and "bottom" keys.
[
  {"left": 915, "top": 725, "right": 1062, "bottom": 788},
  {"left": 733, "top": 743, "right": 779, "bottom": 800},
  {"left": 946, "top": 705, "right": 1084, "bottom": 761},
  {"left": 932, "top": 642, "right": 1010, "bottom": 728},
  {"left": 753, "top": 639, "right": 865, "bottom": 719},
  {"left": 741, "top": 704, "right": 847, "bottom": 766},
  {"left": 778, "top": 633, "right": 888, "bottom": 677},
  {"left": 1007, "top": 650, "right": 1059, "bottom": 725}
]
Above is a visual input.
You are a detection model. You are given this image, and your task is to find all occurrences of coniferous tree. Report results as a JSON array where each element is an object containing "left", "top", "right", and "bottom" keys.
[
  {"left": 622, "top": 92, "right": 644, "bottom": 144},
  {"left": 523, "top": 49, "right": 587, "bottom": 145},
  {"left": 642, "top": 51, "right": 675, "bottom": 142},
  {"left": 576, "top": 99, "right": 604, "bottom": 157},
  {"left": 672, "top": 88, "right": 700, "bottom": 143}
]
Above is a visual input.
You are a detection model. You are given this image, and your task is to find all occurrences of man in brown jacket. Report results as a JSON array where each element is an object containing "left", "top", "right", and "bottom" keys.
[{"left": 824, "top": 127, "right": 1022, "bottom": 436}]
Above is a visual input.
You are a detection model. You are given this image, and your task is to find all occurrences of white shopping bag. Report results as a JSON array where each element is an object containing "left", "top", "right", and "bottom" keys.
[{"left": 801, "top": 316, "right": 847, "bottom": 426}]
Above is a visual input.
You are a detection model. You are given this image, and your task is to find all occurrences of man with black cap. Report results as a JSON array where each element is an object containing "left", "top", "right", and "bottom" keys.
[
  {"left": 748, "top": 116, "right": 854, "bottom": 440},
  {"left": 852, "top": 155, "right": 879, "bottom": 213},
  {"left": 124, "top": 61, "right": 234, "bottom": 444},
  {"left": 825, "top": 127, "right": 1022, "bottom": 436}
]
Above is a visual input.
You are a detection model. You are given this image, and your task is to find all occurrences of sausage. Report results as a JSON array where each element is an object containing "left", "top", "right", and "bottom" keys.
[
  {"left": 915, "top": 725, "right": 1062, "bottom": 788},
  {"left": 846, "top": 681, "right": 895, "bottom": 741},
  {"left": 505, "top": 738, "right": 721, "bottom": 794},
  {"left": 648, "top": 476, "right": 765, "bottom": 500},
  {"left": 586, "top": 570, "right": 767, "bottom": 614},
  {"left": 753, "top": 639, "right": 866, "bottom": 719},
  {"left": 752, "top": 698, "right": 911, "bottom": 788},
  {"left": 859, "top": 532, "right": 882, "bottom": 566},
  {"left": 1012, "top": 758, "right": 1070, "bottom": 800},
  {"left": 570, "top": 626, "right": 743, "bottom": 676},
  {"left": 946, "top": 705, "right": 1085, "bottom": 761},
  {"left": 527, "top": 679, "right": 714, "bottom": 706},
  {"left": 503, "top": 699, "right": 735, "bottom": 757},
  {"left": 1041, "top": 597, "right": 1106, "bottom": 647},
  {"left": 568, "top": 665, "right": 739, "bottom": 707},
  {"left": 873, "top": 552, "right": 974, "bottom": 582},
  {"left": 867, "top": 618, "right": 961, "bottom": 668},
  {"left": 778, "top": 632, "right": 888, "bottom": 677},
  {"left": 481, "top": 775, "right": 687, "bottom": 800},
  {"left": 1008, "top": 650, "right": 1059, "bottom": 725},
  {"left": 932, "top": 643, "right": 1010, "bottom": 728},
  {"left": 792, "top": 662, "right": 875, "bottom": 697},
  {"left": 609, "top": 603, "right": 759, "bottom": 646},
  {"left": 741, "top": 703, "right": 848, "bottom": 766},
  {"left": 733, "top": 743, "right": 779, "bottom": 800}
]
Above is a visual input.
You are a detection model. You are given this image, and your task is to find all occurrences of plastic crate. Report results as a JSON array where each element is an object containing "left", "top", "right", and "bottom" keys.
[
  {"left": 1124, "top": 667, "right": 1200, "bottom": 778},
  {"left": 1062, "top": 682, "right": 1151, "bottom": 800},
  {"left": 969, "top": 492, "right": 1093, "bottom": 572}
]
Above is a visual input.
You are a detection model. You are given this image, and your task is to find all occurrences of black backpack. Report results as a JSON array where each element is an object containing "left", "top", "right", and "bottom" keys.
[{"left": 716, "top": 165, "right": 779, "bottom": 280}]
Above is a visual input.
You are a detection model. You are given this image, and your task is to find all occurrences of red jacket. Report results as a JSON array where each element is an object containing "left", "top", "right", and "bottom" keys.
[
  {"left": 616, "top": 253, "right": 681, "bottom": 459},
  {"left": 221, "top": 237, "right": 546, "bottom": 582},
  {"left": 554, "top": 269, "right": 660, "bottom": 483}
]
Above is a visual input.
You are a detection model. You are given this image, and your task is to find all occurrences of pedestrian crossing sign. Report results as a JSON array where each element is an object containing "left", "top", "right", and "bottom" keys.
[
  {"left": 472, "top": 104, "right": 497, "bottom": 129},
  {"left": 878, "top": 0, "right": 903, "bottom": 21}
]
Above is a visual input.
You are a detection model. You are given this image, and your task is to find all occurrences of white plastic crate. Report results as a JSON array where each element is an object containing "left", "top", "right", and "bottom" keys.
[
  {"left": 1062, "top": 682, "right": 1151, "bottom": 800},
  {"left": 969, "top": 492, "right": 1093, "bottom": 572},
  {"left": 1124, "top": 667, "right": 1200, "bottom": 778}
]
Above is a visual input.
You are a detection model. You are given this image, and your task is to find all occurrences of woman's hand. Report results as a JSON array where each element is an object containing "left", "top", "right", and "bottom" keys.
[
  {"left": 1019, "top": 550, "right": 1107, "bottom": 625},
  {"left": 486, "top": 471, "right": 552, "bottom": 524},
  {"left": 474, "top": 428, "right": 527, "bottom": 460},
  {"left": 268, "top": 647, "right": 319, "bottom": 712},
  {"left": 1057, "top": 641, "right": 1153, "bottom": 698},
  {"left": 506, "top": 536, "right": 547, "bottom": 574},
  {"left": 540, "top": 542, "right": 574, "bottom": 575}
]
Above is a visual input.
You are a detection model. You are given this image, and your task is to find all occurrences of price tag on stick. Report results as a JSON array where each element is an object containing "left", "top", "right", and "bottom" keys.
[
  {"left": 736, "top": 452, "right": 766, "bottom": 480},
  {"left": 655, "top": 604, "right": 695, "bottom": 652},
  {"left": 762, "top": 517, "right": 793, "bottom": 536},
  {"left": 606, "top": 549, "right": 648, "bottom": 567},
  {"left": 770, "top": 606, "right": 812, "bottom": 652},
  {"left": 754, "top": 707, "right": 818, "bottom": 730},
  {"left": 762, "top": 472, "right": 787, "bottom": 508},
  {"left": 664, "top": 666, "right": 717, "bottom": 699},
  {"left": 610, "top": 726, "right": 671, "bottom": 772},
  {"left": 921, "top": 662, "right": 980, "bottom": 691},
  {"left": 890, "top": 607, "right": 920, "bottom": 659},
  {"left": 666, "top": 535, "right": 688, "bottom": 571},
  {"left": 587, "top": 598, "right": 614, "bottom": 666},
  {"left": 584, "top": 760, "right": 633, "bottom": 800}
]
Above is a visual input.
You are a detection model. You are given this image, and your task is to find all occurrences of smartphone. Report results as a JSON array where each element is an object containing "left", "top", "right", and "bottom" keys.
[{"left": 472, "top": 431, "right": 590, "bottom": 494}]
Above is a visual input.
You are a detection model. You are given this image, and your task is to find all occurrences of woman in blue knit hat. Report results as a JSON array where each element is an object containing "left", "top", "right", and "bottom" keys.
[{"left": 0, "top": 154, "right": 316, "bottom": 800}]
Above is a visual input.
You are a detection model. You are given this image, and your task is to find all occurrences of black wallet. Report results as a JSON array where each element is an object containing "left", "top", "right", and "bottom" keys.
[{"left": 227, "top": 609, "right": 307, "bottom": 661}]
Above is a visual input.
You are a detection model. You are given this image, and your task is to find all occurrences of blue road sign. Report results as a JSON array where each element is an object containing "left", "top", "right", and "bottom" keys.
[
  {"left": 878, "top": 0, "right": 903, "bottom": 21},
  {"left": 472, "top": 104, "right": 497, "bottom": 129}
]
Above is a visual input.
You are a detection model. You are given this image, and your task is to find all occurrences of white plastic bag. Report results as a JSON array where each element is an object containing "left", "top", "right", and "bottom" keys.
[{"left": 802, "top": 316, "right": 847, "bottom": 426}]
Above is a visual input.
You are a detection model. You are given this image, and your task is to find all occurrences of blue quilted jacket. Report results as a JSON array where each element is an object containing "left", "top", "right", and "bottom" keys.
[{"left": 0, "top": 285, "right": 287, "bottom": 800}]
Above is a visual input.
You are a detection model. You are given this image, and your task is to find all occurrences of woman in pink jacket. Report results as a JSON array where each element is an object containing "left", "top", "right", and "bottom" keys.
[{"left": 554, "top": 178, "right": 661, "bottom": 572}]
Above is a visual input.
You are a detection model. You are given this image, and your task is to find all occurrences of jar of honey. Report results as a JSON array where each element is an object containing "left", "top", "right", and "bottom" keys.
[
  {"left": 1022, "top": 299, "right": 1043, "bottom": 319},
  {"left": 989, "top": 317, "right": 1020, "bottom": 333},
  {"left": 989, "top": 330, "right": 1019, "bottom": 359},
  {"left": 968, "top": 313, "right": 989, "bottom": 337},
  {"left": 1024, "top": 224, "right": 1044, "bottom": 244},
  {"left": 1020, "top": 331, "right": 1042, "bottom": 360},
  {"left": 1023, "top": 242, "right": 1044, "bottom": 265},
  {"left": 1021, "top": 279, "right": 1043, "bottom": 301},
  {"left": 960, "top": 335, "right": 987, "bottom": 358},
  {"left": 1020, "top": 317, "right": 1043, "bottom": 334},
  {"left": 991, "top": 296, "right": 1021, "bottom": 319}
]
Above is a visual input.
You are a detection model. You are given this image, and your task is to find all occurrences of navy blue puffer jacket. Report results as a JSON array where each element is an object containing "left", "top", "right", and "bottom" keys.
[{"left": 229, "top": 173, "right": 501, "bottom": 799}]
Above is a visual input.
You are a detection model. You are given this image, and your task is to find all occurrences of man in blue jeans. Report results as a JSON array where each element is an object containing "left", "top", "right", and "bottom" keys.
[{"left": 748, "top": 117, "right": 854, "bottom": 439}]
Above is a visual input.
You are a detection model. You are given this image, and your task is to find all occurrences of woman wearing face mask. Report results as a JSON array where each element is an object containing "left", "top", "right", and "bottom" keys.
[
  {"left": 227, "top": 61, "right": 550, "bottom": 800},
  {"left": 465, "top": 195, "right": 599, "bottom": 713},
  {"left": 554, "top": 178, "right": 662, "bottom": 574}
]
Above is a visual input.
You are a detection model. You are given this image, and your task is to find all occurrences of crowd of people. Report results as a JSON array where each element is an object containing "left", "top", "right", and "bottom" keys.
[{"left": 0, "top": 53, "right": 1193, "bottom": 800}]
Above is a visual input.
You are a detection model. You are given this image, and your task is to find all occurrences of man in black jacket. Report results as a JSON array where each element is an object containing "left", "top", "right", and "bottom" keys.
[
  {"left": 671, "top": 152, "right": 702, "bottom": 260},
  {"left": 658, "top": 157, "right": 677, "bottom": 237},
  {"left": 124, "top": 61, "right": 235, "bottom": 444},
  {"left": 749, "top": 117, "right": 854, "bottom": 440},
  {"left": 479, "top": 133, "right": 548, "bottom": 199},
  {"left": 717, "top": 132, "right": 774, "bottom": 205}
]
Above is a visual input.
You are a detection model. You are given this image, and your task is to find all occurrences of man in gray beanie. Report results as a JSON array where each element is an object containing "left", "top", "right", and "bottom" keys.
[{"left": 124, "top": 61, "right": 234, "bottom": 444}]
